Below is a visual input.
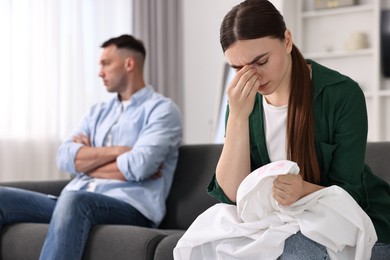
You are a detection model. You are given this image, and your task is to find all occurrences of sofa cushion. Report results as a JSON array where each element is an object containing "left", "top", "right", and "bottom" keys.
[
  {"left": 153, "top": 231, "right": 185, "bottom": 260},
  {"left": 1, "top": 223, "right": 170, "bottom": 260},
  {"left": 159, "top": 144, "right": 222, "bottom": 230},
  {"left": 1, "top": 223, "right": 47, "bottom": 260},
  {"left": 84, "top": 225, "right": 167, "bottom": 260},
  {"left": 365, "top": 142, "right": 390, "bottom": 184}
]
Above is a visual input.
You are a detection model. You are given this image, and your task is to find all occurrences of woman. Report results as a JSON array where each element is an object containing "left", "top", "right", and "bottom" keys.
[{"left": 207, "top": 0, "right": 390, "bottom": 258}]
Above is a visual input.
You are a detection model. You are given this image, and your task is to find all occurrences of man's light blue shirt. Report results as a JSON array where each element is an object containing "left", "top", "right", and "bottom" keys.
[{"left": 56, "top": 85, "right": 182, "bottom": 226}]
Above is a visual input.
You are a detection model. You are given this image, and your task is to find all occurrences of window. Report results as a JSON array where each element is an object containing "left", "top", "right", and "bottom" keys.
[{"left": 0, "top": 0, "right": 133, "bottom": 181}]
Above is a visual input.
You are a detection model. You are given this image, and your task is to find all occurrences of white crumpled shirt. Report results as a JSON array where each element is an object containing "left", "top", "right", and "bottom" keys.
[{"left": 174, "top": 160, "right": 377, "bottom": 260}]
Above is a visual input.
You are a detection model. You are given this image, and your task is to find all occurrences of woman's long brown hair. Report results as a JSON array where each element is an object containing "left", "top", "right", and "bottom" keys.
[{"left": 220, "top": 0, "right": 320, "bottom": 184}]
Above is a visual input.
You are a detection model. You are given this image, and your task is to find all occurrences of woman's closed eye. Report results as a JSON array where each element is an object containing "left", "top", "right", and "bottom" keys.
[{"left": 256, "top": 59, "right": 268, "bottom": 66}]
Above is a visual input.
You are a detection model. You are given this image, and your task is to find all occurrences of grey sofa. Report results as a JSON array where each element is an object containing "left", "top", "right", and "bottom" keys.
[{"left": 1, "top": 142, "right": 389, "bottom": 260}]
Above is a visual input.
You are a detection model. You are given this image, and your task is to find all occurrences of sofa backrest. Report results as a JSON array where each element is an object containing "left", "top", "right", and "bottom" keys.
[
  {"left": 365, "top": 142, "right": 390, "bottom": 184},
  {"left": 159, "top": 142, "right": 390, "bottom": 230},
  {"left": 159, "top": 144, "right": 222, "bottom": 230}
]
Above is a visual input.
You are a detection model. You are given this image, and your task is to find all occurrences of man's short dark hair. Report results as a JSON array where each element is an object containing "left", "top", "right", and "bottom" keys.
[{"left": 101, "top": 34, "right": 146, "bottom": 58}]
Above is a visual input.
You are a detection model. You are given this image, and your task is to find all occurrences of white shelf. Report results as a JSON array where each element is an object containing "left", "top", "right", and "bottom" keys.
[
  {"left": 305, "top": 48, "right": 374, "bottom": 59},
  {"left": 379, "top": 90, "right": 390, "bottom": 97},
  {"left": 296, "top": 0, "right": 386, "bottom": 141},
  {"left": 302, "top": 4, "right": 375, "bottom": 18}
]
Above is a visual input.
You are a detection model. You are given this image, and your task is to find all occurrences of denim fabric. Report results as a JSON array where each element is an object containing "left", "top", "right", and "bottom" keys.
[
  {"left": 0, "top": 187, "right": 151, "bottom": 260},
  {"left": 371, "top": 242, "right": 390, "bottom": 260},
  {"left": 0, "top": 187, "right": 56, "bottom": 227},
  {"left": 280, "top": 232, "right": 390, "bottom": 260},
  {"left": 279, "top": 232, "right": 329, "bottom": 260}
]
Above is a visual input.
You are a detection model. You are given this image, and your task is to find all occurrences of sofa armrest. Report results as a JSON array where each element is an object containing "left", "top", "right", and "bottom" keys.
[{"left": 0, "top": 180, "right": 69, "bottom": 196}]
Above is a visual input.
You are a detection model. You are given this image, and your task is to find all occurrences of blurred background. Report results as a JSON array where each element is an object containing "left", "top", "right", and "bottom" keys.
[{"left": 0, "top": 0, "right": 389, "bottom": 181}]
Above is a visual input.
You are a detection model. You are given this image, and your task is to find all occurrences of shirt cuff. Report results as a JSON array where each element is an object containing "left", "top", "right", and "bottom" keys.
[{"left": 207, "top": 174, "right": 235, "bottom": 205}]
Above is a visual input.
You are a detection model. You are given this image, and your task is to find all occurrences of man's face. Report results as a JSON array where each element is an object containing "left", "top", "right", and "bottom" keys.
[{"left": 98, "top": 45, "right": 128, "bottom": 93}]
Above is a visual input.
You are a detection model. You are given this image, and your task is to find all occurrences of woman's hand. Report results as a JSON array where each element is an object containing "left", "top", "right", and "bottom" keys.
[
  {"left": 272, "top": 174, "right": 304, "bottom": 206},
  {"left": 215, "top": 65, "right": 258, "bottom": 202},
  {"left": 273, "top": 174, "right": 325, "bottom": 206},
  {"left": 227, "top": 65, "right": 260, "bottom": 120}
]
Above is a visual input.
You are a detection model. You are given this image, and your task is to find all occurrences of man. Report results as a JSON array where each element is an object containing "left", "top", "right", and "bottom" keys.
[{"left": 0, "top": 34, "right": 182, "bottom": 259}]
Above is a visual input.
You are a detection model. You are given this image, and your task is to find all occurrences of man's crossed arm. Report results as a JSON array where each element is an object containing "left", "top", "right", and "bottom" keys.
[
  {"left": 73, "top": 133, "right": 130, "bottom": 181},
  {"left": 72, "top": 133, "right": 162, "bottom": 181}
]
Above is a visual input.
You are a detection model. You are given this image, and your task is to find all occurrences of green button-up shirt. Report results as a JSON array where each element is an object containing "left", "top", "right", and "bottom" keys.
[{"left": 208, "top": 60, "right": 390, "bottom": 243}]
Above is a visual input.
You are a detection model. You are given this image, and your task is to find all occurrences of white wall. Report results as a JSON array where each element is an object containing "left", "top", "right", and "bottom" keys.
[
  {"left": 182, "top": 0, "right": 242, "bottom": 144},
  {"left": 182, "top": 0, "right": 285, "bottom": 144}
]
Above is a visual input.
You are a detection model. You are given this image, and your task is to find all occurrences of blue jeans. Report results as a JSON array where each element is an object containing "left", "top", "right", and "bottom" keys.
[
  {"left": 0, "top": 187, "right": 151, "bottom": 260},
  {"left": 279, "top": 232, "right": 390, "bottom": 260}
]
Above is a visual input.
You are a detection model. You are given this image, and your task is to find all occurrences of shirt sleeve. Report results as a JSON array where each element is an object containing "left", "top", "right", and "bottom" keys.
[
  {"left": 207, "top": 174, "right": 235, "bottom": 204},
  {"left": 318, "top": 79, "right": 368, "bottom": 207},
  {"left": 56, "top": 107, "right": 94, "bottom": 175},
  {"left": 116, "top": 100, "right": 182, "bottom": 181}
]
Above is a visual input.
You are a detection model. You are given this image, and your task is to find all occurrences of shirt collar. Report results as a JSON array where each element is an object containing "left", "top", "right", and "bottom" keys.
[
  {"left": 308, "top": 59, "right": 348, "bottom": 99},
  {"left": 115, "top": 85, "right": 154, "bottom": 106}
]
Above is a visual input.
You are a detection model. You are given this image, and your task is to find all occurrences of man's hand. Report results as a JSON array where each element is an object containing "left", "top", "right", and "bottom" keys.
[
  {"left": 72, "top": 132, "right": 131, "bottom": 174},
  {"left": 73, "top": 133, "right": 91, "bottom": 146},
  {"left": 272, "top": 174, "right": 304, "bottom": 206},
  {"left": 150, "top": 163, "right": 164, "bottom": 179}
]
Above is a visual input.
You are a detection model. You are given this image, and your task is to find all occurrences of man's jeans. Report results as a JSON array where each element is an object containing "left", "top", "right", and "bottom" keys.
[{"left": 0, "top": 187, "right": 151, "bottom": 260}]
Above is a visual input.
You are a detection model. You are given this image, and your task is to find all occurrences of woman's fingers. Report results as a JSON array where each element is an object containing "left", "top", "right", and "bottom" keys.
[
  {"left": 226, "top": 65, "right": 260, "bottom": 118},
  {"left": 228, "top": 66, "right": 259, "bottom": 99},
  {"left": 272, "top": 174, "right": 304, "bottom": 206},
  {"left": 240, "top": 73, "right": 260, "bottom": 98},
  {"left": 228, "top": 65, "right": 253, "bottom": 90}
]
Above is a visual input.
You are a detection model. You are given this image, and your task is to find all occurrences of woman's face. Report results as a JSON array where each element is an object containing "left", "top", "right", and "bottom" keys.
[{"left": 224, "top": 30, "right": 293, "bottom": 106}]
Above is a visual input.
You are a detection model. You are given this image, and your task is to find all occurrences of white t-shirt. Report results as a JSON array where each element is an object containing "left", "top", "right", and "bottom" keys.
[
  {"left": 262, "top": 96, "right": 288, "bottom": 162},
  {"left": 103, "top": 99, "right": 131, "bottom": 147}
]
